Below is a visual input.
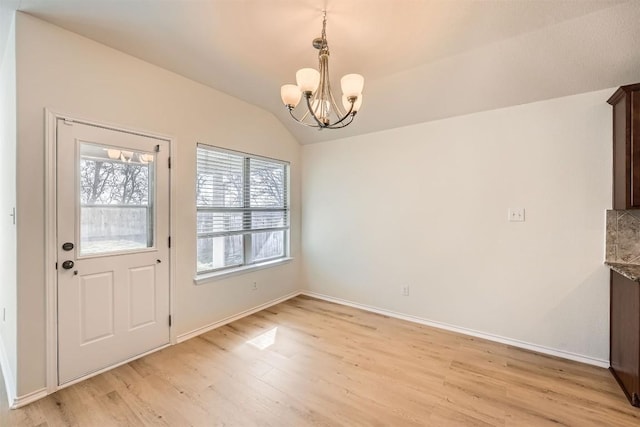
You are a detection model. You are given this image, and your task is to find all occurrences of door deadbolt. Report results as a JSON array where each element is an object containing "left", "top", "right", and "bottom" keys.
[
  {"left": 62, "top": 242, "right": 74, "bottom": 251},
  {"left": 62, "top": 260, "right": 75, "bottom": 270}
]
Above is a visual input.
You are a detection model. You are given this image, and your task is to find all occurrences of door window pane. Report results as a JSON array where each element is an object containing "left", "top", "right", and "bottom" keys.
[{"left": 79, "top": 143, "right": 155, "bottom": 255}]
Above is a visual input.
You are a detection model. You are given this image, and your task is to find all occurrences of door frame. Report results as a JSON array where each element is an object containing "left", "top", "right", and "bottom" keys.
[{"left": 44, "top": 109, "right": 177, "bottom": 394}]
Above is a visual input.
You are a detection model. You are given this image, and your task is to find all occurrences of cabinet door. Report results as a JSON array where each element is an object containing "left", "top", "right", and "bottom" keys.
[
  {"left": 610, "top": 84, "right": 640, "bottom": 209},
  {"left": 610, "top": 270, "right": 640, "bottom": 406},
  {"left": 630, "top": 90, "right": 640, "bottom": 208},
  {"left": 612, "top": 93, "right": 628, "bottom": 209}
]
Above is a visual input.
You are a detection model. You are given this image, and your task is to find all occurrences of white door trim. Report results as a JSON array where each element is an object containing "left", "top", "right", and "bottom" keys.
[{"left": 44, "top": 109, "right": 176, "bottom": 394}]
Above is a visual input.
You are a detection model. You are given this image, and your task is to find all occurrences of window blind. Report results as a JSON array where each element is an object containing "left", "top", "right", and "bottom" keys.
[{"left": 196, "top": 145, "right": 290, "bottom": 273}]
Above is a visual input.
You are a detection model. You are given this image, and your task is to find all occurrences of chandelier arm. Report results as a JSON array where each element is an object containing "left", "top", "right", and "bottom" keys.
[
  {"left": 326, "top": 76, "right": 347, "bottom": 118},
  {"left": 317, "top": 53, "right": 330, "bottom": 123},
  {"left": 287, "top": 107, "right": 322, "bottom": 128},
  {"left": 327, "top": 112, "right": 357, "bottom": 129},
  {"left": 339, "top": 113, "right": 357, "bottom": 128},
  {"left": 304, "top": 92, "right": 326, "bottom": 127},
  {"left": 329, "top": 92, "right": 346, "bottom": 118},
  {"left": 300, "top": 107, "right": 312, "bottom": 122},
  {"left": 286, "top": 102, "right": 354, "bottom": 130},
  {"left": 286, "top": 104, "right": 354, "bottom": 130},
  {"left": 328, "top": 101, "right": 355, "bottom": 127}
]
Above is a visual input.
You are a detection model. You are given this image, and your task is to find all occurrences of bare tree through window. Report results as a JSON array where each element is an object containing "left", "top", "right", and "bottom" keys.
[{"left": 79, "top": 144, "right": 153, "bottom": 254}]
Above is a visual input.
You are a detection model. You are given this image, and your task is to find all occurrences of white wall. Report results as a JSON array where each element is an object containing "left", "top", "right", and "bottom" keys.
[
  {"left": 14, "top": 13, "right": 301, "bottom": 396},
  {"left": 302, "top": 89, "right": 612, "bottom": 362},
  {"left": 0, "top": 11, "right": 17, "bottom": 400}
]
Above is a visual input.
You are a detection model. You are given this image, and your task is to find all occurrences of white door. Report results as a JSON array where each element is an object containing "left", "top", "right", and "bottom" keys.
[{"left": 56, "top": 119, "right": 170, "bottom": 385}]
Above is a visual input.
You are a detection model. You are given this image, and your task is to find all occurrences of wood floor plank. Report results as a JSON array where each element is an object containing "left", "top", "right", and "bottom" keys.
[{"left": 3, "top": 295, "right": 640, "bottom": 426}]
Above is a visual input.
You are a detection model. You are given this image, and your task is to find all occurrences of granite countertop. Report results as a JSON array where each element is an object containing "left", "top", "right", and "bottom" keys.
[{"left": 606, "top": 262, "right": 640, "bottom": 282}]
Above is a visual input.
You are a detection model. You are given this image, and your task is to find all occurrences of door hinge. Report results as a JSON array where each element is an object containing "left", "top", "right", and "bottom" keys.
[
  {"left": 55, "top": 262, "right": 58, "bottom": 270},
  {"left": 168, "top": 156, "right": 171, "bottom": 169},
  {"left": 155, "top": 144, "right": 160, "bottom": 152},
  {"left": 168, "top": 236, "right": 171, "bottom": 248},
  {"left": 169, "top": 315, "right": 172, "bottom": 327}
]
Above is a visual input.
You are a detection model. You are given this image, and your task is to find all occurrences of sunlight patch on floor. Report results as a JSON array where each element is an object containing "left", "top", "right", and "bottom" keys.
[{"left": 246, "top": 327, "right": 278, "bottom": 350}]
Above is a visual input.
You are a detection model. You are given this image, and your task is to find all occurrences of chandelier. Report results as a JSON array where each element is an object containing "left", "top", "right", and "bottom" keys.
[{"left": 280, "top": 11, "right": 364, "bottom": 129}]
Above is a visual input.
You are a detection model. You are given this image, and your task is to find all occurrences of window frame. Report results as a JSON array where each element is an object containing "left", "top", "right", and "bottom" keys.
[
  {"left": 195, "top": 144, "right": 291, "bottom": 278},
  {"left": 78, "top": 142, "right": 157, "bottom": 258}
]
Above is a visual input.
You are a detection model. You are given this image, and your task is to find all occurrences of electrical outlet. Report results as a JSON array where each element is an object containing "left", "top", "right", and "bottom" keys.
[
  {"left": 508, "top": 208, "right": 525, "bottom": 222},
  {"left": 402, "top": 286, "right": 410, "bottom": 296},
  {"left": 252, "top": 281, "right": 258, "bottom": 291}
]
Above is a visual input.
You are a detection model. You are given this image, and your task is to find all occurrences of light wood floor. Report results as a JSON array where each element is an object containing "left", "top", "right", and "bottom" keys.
[{"left": 3, "top": 295, "right": 640, "bottom": 426}]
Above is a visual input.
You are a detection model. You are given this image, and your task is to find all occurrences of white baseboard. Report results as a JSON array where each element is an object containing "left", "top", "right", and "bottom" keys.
[
  {"left": 11, "top": 388, "right": 48, "bottom": 409},
  {"left": 6, "top": 291, "right": 302, "bottom": 409},
  {"left": 5, "top": 288, "right": 608, "bottom": 410},
  {"left": 0, "top": 335, "right": 46, "bottom": 409},
  {"left": 176, "top": 291, "right": 302, "bottom": 343},
  {"left": 301, "top": 291, "right": 609, "bottom": 369},
  {"left": 0, "top": 334, "right": 16, "bottom": 408}
]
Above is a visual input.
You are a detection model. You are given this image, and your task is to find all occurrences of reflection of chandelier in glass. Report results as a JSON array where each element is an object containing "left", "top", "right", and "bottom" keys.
[
  {"left": 280, "top": 10, "right": 364, "bottom": 129},
  {"left": 106, "top": 149, "right": 154, "bottom": 164}
]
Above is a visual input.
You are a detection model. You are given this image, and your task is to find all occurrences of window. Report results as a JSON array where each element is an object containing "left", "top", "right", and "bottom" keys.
[
  {"left": 79, "top": 143, "right": 155, "bottom": 256},
  {"left": 196, "top": 144, "right": 290, "bottom": 274}
]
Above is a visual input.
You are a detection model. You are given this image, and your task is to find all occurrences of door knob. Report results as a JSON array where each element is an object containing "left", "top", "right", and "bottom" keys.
[{"left": 62, "top": 260, "right": 75, "bottom": 270}]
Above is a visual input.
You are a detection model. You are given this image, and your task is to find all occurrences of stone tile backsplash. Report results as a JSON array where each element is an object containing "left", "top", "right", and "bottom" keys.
[{"left": 606, "top": 210, "right": 640, "bottom": 264}]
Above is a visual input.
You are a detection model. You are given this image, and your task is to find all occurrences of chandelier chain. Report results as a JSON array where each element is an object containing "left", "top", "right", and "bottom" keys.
[
  {"left": 320, "top": 10, "right": 329, "bottom": 50},
  {"left": 321, "top": 10, "right": 327, "bottom": 44}
]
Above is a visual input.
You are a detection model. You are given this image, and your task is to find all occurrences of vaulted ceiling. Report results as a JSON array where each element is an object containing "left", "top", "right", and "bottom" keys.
[{"left": 5, "top": 0, "right": 640, "bottom": 143}]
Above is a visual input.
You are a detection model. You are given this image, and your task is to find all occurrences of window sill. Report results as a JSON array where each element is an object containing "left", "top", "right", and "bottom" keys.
[{"left": 194, "top": 257, "right": 294, "bottom": 285}]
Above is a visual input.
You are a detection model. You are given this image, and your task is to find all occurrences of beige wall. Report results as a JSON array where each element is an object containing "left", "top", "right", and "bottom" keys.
[
  {"left": 8, "top": 9, "right": 617, "bottom": 399},
  {"left": 0, "top": 12, "right": 17, "bottom": 399},
  {"left": 14, "top": 12, "right": 301, "bottom": 396},
  {"left": 302, "top": 89, "right": 613, "bottom": 362}
]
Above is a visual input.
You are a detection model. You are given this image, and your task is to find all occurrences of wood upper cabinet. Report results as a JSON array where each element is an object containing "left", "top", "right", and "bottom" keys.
[{"left": 608, "top": 83, "right": 640, "bottom": 209}]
